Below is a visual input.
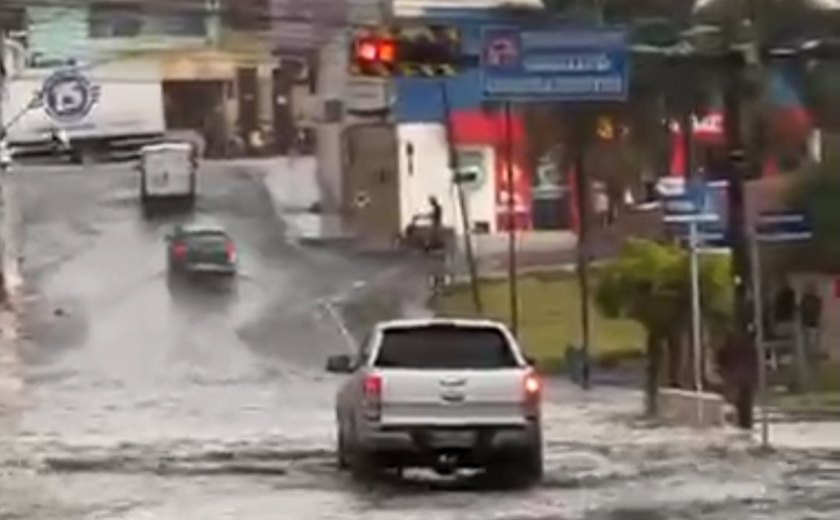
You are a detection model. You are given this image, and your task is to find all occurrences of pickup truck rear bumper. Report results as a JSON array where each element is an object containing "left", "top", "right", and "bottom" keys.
[{"left": 357, "top": 421, "right": 540, "bottom": 467}]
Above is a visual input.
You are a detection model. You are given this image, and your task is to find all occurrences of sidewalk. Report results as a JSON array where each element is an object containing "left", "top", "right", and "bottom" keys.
[
  {"left": 233, "top": 156, "right": 354, "bottom": 244},
  {"left": 450, "top": 210, "right": 663, "bottom": 279},
  {"left": 757, "top": 421, "right": 840, "bottom": 451},
  {"left": 451, "top": 231, "right": 578, "bottom": 279}
]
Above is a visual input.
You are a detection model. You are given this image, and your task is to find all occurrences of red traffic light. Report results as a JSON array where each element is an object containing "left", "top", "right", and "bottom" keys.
[{"left": 355, "top": 37, "right": 396, "bottom": 64}]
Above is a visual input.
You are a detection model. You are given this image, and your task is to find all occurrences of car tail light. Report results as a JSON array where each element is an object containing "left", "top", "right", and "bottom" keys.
[
  {"left": 225, "top": 241, "right": 237, "bottom": 263},
  {"left": 523, "top": 370, "right": 542, "bottom": 418},
  {"left": 363, "top": 373, "right": 383, "bottom": 421},
  {"left": 172, "top": 242, "right": 187, "bottom": 260}
]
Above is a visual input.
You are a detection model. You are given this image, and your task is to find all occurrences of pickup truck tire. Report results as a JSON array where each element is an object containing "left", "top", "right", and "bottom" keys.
[
  {"left": 336, "top": 427, "right": 350, "bottom": 470},
  {"left": 349, "top": 447, "right": 379, "bottom": 480},
  {"left": 516, "top": 442, "right": 544, "bottom": 485},
  {"left": 489, "top": 436, "right": 544, "bottom": 487}
]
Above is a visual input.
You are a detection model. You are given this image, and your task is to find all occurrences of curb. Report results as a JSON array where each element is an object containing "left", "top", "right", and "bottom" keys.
[{"left": 449, "top": 258, "right": 610, "bottom": 285}]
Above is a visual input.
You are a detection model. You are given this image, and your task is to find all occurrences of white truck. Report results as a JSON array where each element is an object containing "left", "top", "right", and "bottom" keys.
[
  {"left": 1, "top": 59, "right": 165, "bottom": 162},
  {"left": 326, "top": 318, "right": 543, "bottom": 483}
]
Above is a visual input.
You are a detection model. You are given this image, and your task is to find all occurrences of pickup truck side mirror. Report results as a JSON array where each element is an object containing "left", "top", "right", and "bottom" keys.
[
  {"left": 524, "top": 355, "right": 537, "bottom": 366},
  {"left": 326, "top": 354, "right": 353, "bottom": 374}
]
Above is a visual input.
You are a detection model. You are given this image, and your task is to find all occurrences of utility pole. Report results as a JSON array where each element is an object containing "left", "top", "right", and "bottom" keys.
[
  {"left": 0, "top": 30, "right": 7, "bottom": 303},
  {"left": 723, "top": 48, "right": 757, "bottom": 430},
  {"left": 572, "top": 108, "right": 592, "bottom": 390},
  {"left": 440, "top": 81, "right": 483, "bottom": 314}
]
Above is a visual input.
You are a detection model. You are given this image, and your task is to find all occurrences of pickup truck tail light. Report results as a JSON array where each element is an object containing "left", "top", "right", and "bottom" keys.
[
  {"left": 363, "top": 373, "right": 383, "bottom": 421},
  {"left": 172, "top": 242, "right": 187, "bottom": 260},
  {"left": 523, "top": 370, "right": 541, "bottom": 418},
  {"left": 225, "top": 241, "right": 237, "bottom": 263}
]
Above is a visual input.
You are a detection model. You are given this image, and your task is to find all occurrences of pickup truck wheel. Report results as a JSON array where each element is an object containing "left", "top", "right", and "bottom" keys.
[
  {"left": 519, "top": 443, "right": 544, "bottom": 484},
  {"left": 489, "top": 443, "right": 543, "bottom": 488},
  {"left": 349, "top": 447, "right": 379, "bottom": 481},
  {"left": 337, "top": 428, "right": 350, "bottom": 470}
]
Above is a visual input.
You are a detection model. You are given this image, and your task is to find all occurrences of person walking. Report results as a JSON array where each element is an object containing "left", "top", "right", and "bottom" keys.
[
  {"left": 427, "top": 196, "right": 443, "bottom": 252},
  {"left": 800, "top": 284, "right": 823, "bottom": 363}
]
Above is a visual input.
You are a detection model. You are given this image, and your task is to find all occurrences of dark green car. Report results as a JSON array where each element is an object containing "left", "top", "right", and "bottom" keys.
[{"left": 166, "top": 224, "right": 237, "bottom": 276}]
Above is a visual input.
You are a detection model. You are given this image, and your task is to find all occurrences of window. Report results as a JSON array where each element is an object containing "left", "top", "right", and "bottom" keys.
[
  {"left": 89, "top": 2, "right": 143, "bottom": 38},
  {"left": 0, "top": 8, "right": 26, "bottom": 33},
  {"left": 374, "top": 325, "right": 518, "bottom": 369},
  {"left": 146, "top": 13, "right": 207, "bottom": 37},
  {"left": 224, "top": 0, "right": 270, "bottom": 31},
  {"left": 184, "top": 232, "right": 229, "bottom": 251}
]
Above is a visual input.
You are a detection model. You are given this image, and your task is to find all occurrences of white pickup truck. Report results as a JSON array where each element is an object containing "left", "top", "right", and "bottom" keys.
[{"left": 326, "top": 318, "right": 543, "bottom": 483}]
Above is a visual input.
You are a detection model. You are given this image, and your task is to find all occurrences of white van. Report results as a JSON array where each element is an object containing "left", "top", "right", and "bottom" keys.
[{"left": 139, "top": 142, "right": 197, "bottom": 209}]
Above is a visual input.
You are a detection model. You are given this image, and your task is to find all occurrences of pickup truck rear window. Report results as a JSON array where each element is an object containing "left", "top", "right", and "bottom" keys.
[{"left": 374, "top": 326, "right": 518, "bottom": 369}]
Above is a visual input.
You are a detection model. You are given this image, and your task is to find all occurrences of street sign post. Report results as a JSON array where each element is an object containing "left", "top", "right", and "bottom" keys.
[
  {"left": 480, "top": 28, "right": 629, "bottom": 102},
  {"left": 662, "top": 178, "right": 721, "bottom": 425},
  {"left": 750, "top": 211, "right": 813, "bottom": 449}
]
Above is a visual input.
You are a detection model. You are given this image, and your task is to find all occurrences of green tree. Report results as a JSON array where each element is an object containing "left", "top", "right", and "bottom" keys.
[
  {"left": 595, "top": 239, "right": 732, "bottom": 416},
  {"left": 787, "top": 167, "right": 840, "bottom": 273}
]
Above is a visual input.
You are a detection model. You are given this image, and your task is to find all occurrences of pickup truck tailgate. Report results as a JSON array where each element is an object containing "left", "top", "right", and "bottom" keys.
[
  {"left": 370, "top": 322, "right": 532, "bottom": 427},
  {"left": 380, "top": 369, "right": 527, "bottom": 426}
]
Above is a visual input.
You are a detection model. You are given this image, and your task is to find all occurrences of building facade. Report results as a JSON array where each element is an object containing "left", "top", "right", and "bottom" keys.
[
  {"left": 392, "top": 0, "right": 542, "bottom": 235},
  {"left": 4, "top": 1, "right": 285, "bottom": 157}
]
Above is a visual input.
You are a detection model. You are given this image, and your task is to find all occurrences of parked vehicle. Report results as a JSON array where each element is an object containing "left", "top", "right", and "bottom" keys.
[
  {"left": 1, "top": 60, "right": 165, "bottom": 162},
  {"left": 166, "top": 224, "right": 237, "bottom": 277},
  {"left": 326, "top": 318, "right": 543, "bottom": 484},
  {"left": 139, "top": 142, "right": 198, "bottom": 210}
]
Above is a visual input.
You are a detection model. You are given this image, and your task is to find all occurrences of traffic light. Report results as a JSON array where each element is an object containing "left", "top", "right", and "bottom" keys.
[
  {"left": 349, "top": 25, "right": 461, "bottom": 78},
  {"left": 352, "top": 34, "right": 397, "bottom": 75}
]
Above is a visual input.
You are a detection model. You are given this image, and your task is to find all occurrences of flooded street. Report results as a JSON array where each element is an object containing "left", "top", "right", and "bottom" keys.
[{"left": 0, "top": 162, "right": 838, "bottom": 519}]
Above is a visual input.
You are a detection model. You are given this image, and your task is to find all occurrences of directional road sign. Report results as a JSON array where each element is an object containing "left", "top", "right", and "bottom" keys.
[{"left": 480, "top": 27, "right": 629, "bottom": 102}]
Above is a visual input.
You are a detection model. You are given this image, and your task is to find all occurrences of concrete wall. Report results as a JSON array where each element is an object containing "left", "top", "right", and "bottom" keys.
[
  {"left": 659, "top": 388, "right": 732, "bottom": 428},
  {"left": 315, "top": 31, "right": 350, "bottom": 212},
  {"left": 26, "top": 5, "right": 214, "bottom": 64}
]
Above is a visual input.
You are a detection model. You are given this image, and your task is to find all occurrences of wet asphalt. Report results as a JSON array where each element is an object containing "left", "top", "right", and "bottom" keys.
[{"left": 0, "top": 161, "right": 838, "bottom": 520}]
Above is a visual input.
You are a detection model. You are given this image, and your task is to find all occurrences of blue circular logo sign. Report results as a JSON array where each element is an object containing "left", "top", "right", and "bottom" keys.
[{"left": 41, "top": 70, "right": 100, "bottom": 123}]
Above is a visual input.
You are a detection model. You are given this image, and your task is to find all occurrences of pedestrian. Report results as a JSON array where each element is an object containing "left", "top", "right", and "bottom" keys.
[
  {"left": 716, "top": 332, "right": 757, "bottom": 429},
  {"left": 772, "top": 283, "right": 796, "bottom": 339},
  {"left": 427, "top": 195, "right": 443, "bottom": 251},
  {"left": 800, "top": 283, "right": 823, "bottom": 362}
]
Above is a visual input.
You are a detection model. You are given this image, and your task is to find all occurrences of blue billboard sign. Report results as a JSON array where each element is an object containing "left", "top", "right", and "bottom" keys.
[
  {"left": 660, "top": 178, "right": 729, "bottom": 246},
  {"left": 755, "top": 212, "right": 812, "bottom": 243},
  {"left": 480, "top": 27, "right": 629, "bottom": 102}
]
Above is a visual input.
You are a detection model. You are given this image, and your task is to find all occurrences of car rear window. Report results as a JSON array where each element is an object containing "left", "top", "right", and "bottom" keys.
[
  {"left": 374, "top": 325, "right": 518, "bottom": 369},
  {"left": 184, "top": 231, "right": 228, "bottom": 248}
]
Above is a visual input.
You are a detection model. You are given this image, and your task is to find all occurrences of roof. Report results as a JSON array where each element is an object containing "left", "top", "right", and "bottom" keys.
[{"left": 177, "top": 223, "right": 228, "bottom": 235}]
